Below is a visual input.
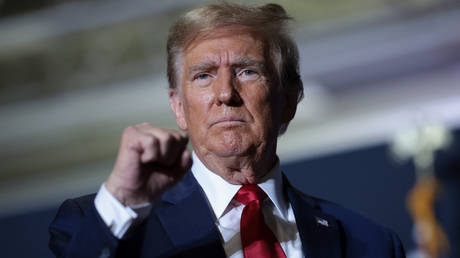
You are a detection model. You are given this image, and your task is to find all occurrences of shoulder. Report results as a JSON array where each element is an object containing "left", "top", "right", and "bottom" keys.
[
  {"left": 316, "top": 196, "right": 394, "bottom": 237},
  {"left": 289, "top": 187, "right": 405, "bottom": 257},
  {"left": 293, "top": 188, "right": 388, "bottom": 232},
  {"left": 321, "top": 198, "right": 405, "bottom": 256}
]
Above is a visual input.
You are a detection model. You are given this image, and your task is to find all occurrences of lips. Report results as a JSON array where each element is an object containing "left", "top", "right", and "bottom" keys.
[{"left": 210, "top": 117, "right": 246, "bottom": 127}]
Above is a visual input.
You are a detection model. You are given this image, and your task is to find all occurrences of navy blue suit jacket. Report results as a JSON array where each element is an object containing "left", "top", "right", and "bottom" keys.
[{"left": 49, "top": 172, "right": 405, "bottom": 258}]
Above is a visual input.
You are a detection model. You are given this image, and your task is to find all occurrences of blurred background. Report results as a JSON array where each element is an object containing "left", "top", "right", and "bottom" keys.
[{"left": 1, "top": 0, "right": 459, "bottom": 257}]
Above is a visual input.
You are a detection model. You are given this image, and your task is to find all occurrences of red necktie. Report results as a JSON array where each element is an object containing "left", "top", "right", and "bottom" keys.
[{"left": 234, "top": 185, "right": 287, "bottom": 258}]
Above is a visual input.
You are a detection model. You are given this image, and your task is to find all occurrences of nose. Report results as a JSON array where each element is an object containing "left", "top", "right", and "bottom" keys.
[{"left": 214, "top": 68, "right": 242, "bottom": 106}]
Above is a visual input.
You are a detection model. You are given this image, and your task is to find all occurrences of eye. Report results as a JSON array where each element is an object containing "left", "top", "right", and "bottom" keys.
[
  {"left": 192, "top": 72, "right": 213, "bottom": 87},
  {"left": 195, "top": 73, "right": 211, "bottom": 80},
  {"left": 243, "top": 70, "right": 256, "bottom": 76},
  {"left": 238, "top": 69, "right": 260, "bottom": 81}
]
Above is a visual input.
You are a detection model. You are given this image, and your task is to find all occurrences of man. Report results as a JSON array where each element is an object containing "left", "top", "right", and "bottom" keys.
[{"left": 49, "top": 3, "right": 405, "bottom": 258}]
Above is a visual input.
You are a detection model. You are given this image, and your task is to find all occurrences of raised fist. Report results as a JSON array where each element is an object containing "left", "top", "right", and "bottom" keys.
[{"left": 106, "top": 123, "right": 192, "bottom": 206}]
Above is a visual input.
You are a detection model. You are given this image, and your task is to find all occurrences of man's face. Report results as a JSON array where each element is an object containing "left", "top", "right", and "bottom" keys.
[{"left": 170, "top": 31, "right": 289, "bottom": 161}]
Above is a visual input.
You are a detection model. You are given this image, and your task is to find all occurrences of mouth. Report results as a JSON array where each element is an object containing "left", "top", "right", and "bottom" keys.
[{"left": 210, "top": 117, "right": 246, "bottom": 127}]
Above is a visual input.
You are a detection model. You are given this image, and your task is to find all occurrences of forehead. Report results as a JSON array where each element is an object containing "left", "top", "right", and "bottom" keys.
[{"left": 183, "top": 30, "right": 267, "bottom": 67}]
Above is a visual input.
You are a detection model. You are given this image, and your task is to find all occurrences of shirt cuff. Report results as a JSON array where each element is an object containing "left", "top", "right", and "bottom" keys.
[{"left": 94, "top": 183, "right": 151, "bottom": 238}]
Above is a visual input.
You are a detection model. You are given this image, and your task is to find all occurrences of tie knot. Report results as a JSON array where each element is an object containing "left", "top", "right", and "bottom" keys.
[{"left": 234, "top": 185, "right": 267, "bottom": 205}]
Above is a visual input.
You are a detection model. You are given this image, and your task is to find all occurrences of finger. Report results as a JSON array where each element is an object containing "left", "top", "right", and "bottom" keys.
[
  {"left": 118, "top": 126, "right": 145, "bottom": 162},
  {"left": 156, "top": 132, "right": 188, "bottom": 166},
  {"left": 139, "top": 134, "right": 160, "bottom": 163},
  {"left": 165, "top": 135, "right": 189, "bottom": 166},
  {"left": 134, "top": 124, "right": 188, "bottom": 165}
]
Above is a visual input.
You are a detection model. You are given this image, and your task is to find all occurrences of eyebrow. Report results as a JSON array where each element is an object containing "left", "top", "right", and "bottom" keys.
[
  {"left": 188, "top": 61, "right": 217, "bottom": 75},
  {"left": 188, "top": 56, "right": 266, "bottom": 75},
  {"left": 231, "top": 56, "right": 266, "bottom": 70}
]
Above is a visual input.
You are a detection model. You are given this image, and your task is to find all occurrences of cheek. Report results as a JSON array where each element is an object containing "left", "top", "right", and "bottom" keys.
[
  {"left": 246, "top": 86, "right": 282, "bottom": 128},
  {"left": 246, "top": 86, "right": 274, "bottom": 114},
  {"left": 202, "top": 92, "right": 214, "bottom": 104},
  {"left": 184, "top": 91, "right": 214, "bottom": 122}
]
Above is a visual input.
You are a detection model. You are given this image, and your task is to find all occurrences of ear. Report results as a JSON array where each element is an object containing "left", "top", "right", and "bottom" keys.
[
  {"left": 169, "top": 89, "right": 188, "bottom": 131},
  {"left": 280, "top": 88, "right": 298, "bottom": 124}
]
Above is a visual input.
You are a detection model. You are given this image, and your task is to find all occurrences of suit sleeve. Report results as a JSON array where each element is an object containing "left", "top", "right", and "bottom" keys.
[{"left": 49, "top": 198, "right": 120, "bottom": 258}]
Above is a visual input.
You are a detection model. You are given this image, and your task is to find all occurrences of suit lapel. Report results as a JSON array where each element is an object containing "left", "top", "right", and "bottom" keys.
[
  {"left": 285, "top": 178, "right": 343, "bottom": 258},
  {"left": 142, "top": 173, "right": 226, "bottom": 258},
  {"left": 141, "top": 171, "right": 343, "bottom": 258}
]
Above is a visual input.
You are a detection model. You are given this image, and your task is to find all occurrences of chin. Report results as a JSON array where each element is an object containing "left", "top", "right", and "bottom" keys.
[
  {"left": 209, "top": 131, "right": 250, "bottom": 156},
  {"left": 211, "top": 146, "right": 246, "bottom": 158}
]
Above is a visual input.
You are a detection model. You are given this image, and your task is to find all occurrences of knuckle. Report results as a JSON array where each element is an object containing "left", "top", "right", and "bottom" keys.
[
  {"left": 122, "top": 126, "right": 136, "bottom": 138},
  {"left": 175, "top": 132, "right": 186, "bottom": 141},
  {"left": 146, "top": 135, "right": 158, "bottom": 146}
]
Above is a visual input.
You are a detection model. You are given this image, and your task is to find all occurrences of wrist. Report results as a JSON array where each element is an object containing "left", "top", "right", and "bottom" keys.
[{"left": 105, "top": 178, "right": 149, "bottom": 206}]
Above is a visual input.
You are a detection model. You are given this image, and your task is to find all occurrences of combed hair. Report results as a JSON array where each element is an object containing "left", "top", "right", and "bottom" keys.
[{"left": 167, "top": 2, "right": 304, "bottom": 134}]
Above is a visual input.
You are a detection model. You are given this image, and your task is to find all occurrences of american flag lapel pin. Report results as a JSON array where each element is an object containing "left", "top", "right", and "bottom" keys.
[{"left": 315, "top": 217, "right": 329, "bottom": 227}]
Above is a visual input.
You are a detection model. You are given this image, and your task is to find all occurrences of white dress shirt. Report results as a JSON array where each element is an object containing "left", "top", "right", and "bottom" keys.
[{"left": 94, "top": 152, "right": 304, "bottom": 258}]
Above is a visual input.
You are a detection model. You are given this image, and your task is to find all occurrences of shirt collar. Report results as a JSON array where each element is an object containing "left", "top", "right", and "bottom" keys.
[{"left": 191, "top": 152, "right": 288, "bottom": 219}]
